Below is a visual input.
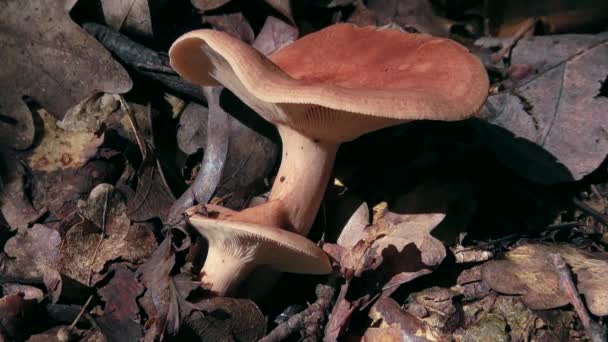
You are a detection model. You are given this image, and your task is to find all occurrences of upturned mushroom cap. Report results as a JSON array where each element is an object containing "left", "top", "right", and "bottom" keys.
[
  {"left": 188, "top": 214, "right": 332, "bottom": 274},
  {"left": 169, "top": 23, "right": 489, "bottom": 142}
]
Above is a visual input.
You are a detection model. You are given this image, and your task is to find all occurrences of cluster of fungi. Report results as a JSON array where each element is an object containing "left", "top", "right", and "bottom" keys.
[{"left": 169, "top": 23, "right": 489, "bottom": 297}]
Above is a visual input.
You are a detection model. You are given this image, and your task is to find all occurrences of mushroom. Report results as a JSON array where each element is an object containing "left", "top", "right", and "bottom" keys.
[
  {"left": 170, "top": 23, "right": 489, "bottom": 237},
  {"left": 187, "top": 213, "right": 331, "bottom": 295}
]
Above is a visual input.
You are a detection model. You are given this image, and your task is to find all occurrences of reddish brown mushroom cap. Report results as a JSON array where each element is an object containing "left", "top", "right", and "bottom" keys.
[{"left": 169, "top": 23, "right": 489, "bottom": 142}]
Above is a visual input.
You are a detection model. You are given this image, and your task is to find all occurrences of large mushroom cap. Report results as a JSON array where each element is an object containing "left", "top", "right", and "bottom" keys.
[
  {"left": 170, "top": 23, "right": 489, "bottom": 142},
  {"left": 188, "top": 214, "right": 332, "bottom": 274}
]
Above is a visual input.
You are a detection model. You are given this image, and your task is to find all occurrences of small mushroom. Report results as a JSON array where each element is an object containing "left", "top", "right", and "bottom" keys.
[
  {"left": 170, "top": 24, "right": 489, "bottom": 237},
  {"left": 188, "top": 214, "right": 331, "bottom": 296}
]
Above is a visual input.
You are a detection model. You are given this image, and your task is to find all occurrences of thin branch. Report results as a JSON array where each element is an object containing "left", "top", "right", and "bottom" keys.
[
  {"left": 573, "top": 198, "right": 608, "bottom": 226},
  {"left": 87, "top": 188, "right": 109, "bottom": 286},
  {"left": 550, "top": 253, "right": 606, "bottom": 342},
  {"left": 260, "top": 284, "right": 336, "bottom": 342}
]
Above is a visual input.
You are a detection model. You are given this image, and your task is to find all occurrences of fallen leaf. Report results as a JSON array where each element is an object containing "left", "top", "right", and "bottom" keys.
[
  {"left": 479, "top": 34, "right": 608, "bottom": 181},
  {"left": 124, "top": 104, "right": 176, "bottom": 222},
  {"left": 203, "top": 13, "right": 255, "bottom": 44},
  {"left": 253, "top": 16, "right": 299, "bottom": 56},
  {"left": 483, "top": 0, "right": 608, "bottom": 37},
  {"left": 362, "top": 325, "right": 410, "bottom": 342},
  {"left": 58, "top": 93, "right": 121, "bottom": 133},
  {"left": 367, "top": 0, "right": 455, "bottom": 36},
  {"left": 482, "top": 244, "right": 608, "bottom": 316},
  {"left": 406, "top": 286, "right": 463, "bottom": 335},
  {"left": 0, "top": 152, "right": 41, "bottom": 231},
  {"left": 182, "top": 297, "right": 266, "bottom": 341},
  {"left": 0, "top": 0, "right": 132, "bottom": 150},
  {"left": 1, "top": 284, "right": 44, "bottom": 302},
  {"left": 102, "top": 0, "right": 159, "bottom": 37},
  {"left": 368, "top": 297, "right": 428, "bottom": 339},
  {"left": 0, "top": 293, "right": 37, "bottom": 340},
  {"left": 136, "top": 237, "right": 176, "bottom": 335},
  {"left": 459, "top": 313, "right": 509, "bottom": 342},
  {"left": 59, "top": 184, "right": 157, "bottom": 285},
  {"left": 3, "top": 224, "right": 61, "bottom": 281},
  {"left": 28, "top": 109, "right": 103, "bottom": 173},
  {"left": 98, "top": 263, "right": 144, "bottom": 321},
  {"left": 177, "top": 103, "right": 208, "bottom": 155},
  {"left": 191, "top": 0, "right": 232, "bottom": 12},
  {"left": 264, "top": 0, "right": 294, "bottom": 24}
]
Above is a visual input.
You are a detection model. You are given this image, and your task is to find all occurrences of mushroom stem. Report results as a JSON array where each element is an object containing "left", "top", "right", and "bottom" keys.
[
  {"left": 270, "top": 125, "right": 338, "bottom": 234},
  {"left": 228, "top": 125, "right": 338, "bottom": 235},
  {"left": 200, "top": 243, "right": 256, "bottom": 296}
]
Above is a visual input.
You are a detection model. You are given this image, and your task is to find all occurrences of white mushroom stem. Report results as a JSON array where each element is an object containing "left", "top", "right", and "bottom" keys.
[
  {"left": 200, "top": 238, "right": 258, "bottom": 295},
  {"left": 229, "top": 125, "right": 338, "bottom": 236},
  {"left": 271, "top": 125, "right": 338, "bottom": 233}
]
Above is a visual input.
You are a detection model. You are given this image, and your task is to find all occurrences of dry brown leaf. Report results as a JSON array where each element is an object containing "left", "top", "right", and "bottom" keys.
[
  {"left": 0, "top": 0, "right": 132, "bottom": 150},
  {"left": 96, "top": 263, "right": 145, "bottom": 341},
  {"left": 479, "top": 34, "right": 608, "bottom": 181},
  {"left": 1, "top": 284, "right": 44, "bottom": 302},
  {"left": 183, "top": 297, "right": 266, "bottom": 342},
  {"left": 367, "top": 0, "right": 455, "bottom": 36},
  {"left": 362, "top": 326, "right": 409, "bottom": 342},
  {"left": 482, "top": 244, "right": 608, "bottom": 316},
  {"left": 264, "top": 0, "right": 294, "bottom": 24},
  {"left": 203, "top": 13, "right": 255, "bottom": 44},
  {"left": 484, "top": 0, "right": 608, "bottom": 37},
  {"left": 0, "top": 293, "right": 37, "bottom": 340},
  {"left": 3, "top": 224, "right": 61, "bottom": 280},
  {"left": 101, "top": 0, "right": 160, "bottom": 37},
  {"left": 59, "top": 184, "right": 157, "bottom": 285},
  {"left": 191, "top": 0, "right": 232, "bottom": 12},
  {"left": 0, "top": 152, "right": 41, "bottom": 231},
  {"left": 369, "top": 297, "right": 428, "bottom": 339},
  {"left": 177, "top": 103, "right": 208, "bottom": 155},
  {"left": 58, "top": 93, "right": 121, "bottom": 133},
  {"left": 253, "top": 16, "right": 298, "bottom": 56},
  {"left": 28, "top": 109, "right": 103, "bottom": 173}
]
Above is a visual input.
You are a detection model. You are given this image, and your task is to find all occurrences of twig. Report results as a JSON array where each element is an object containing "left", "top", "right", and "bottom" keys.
[
  {"left": 56, "top": 295, "right": 94, "bottom": 341},
  {"left": 87, "top": 189, "right": 109, "bottom": 286},
  {"left": 549, "top": 253, "right": 606, "bottom": 342},
  {"left": 260, "top": 284, "right": 336, "bottom": 342},
  {"left": 491, "top": 17, "right": 537, "bottom": 64},
  {"left": 70, "top": 295, "right": 93, "bottom": 329},
  {"left": 573, "top": 198, "right": 608, "bottom": 226}
]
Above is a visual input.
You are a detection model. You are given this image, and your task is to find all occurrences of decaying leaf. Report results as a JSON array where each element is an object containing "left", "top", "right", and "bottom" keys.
[
  {"left": 203, "top": 12, "right": 255, "bottom": 44},
  {"left": 367, "top": 0, "right": 455, "bottom": 36},
  {"left": 122, "top": 104, "right": 176, "bottom": 222},
  {"left": 264, "top": 0, "right": 294, "bottom": 24},
  {"left": 1, "top": 284, "right": 44, "bottom": 302},
  {"left": 0, "top": 152, "right": 41, "bottom": 231},
  {"left": 482, "top": 243, "right": 608, "bottom": 316},
  {"left": 95, "top": 266, "right": 146, "bottom": 342},
  {"left": 406, "top": 287, "right": 461, "bottom": 336},
  {"left": 59, "top": 184, "right": 157, "bottom": 285},
  {"left": 177, "top": 103, "right": 208, "bottom": 155},
  {"left": 191, "top": 0, "right": 232, "bottom": 12},
  {"left": 0, "top": 293, "right": 38, "bottom": 340},
  {"left": 182, "top": 297, "right": 266, "bottom": 341},
  {"left": 253, "top": 16, "right": 299, "bottom": 56},
  {"left": 483, "top": 0, "right": 608, "bottom": 37},
  {"left": 0, "top": 0, "right": 132, "bottom": 150},
  {"left": 136, "top": 237, "right": 176, "bottom": 335},
  {"left": 3, "top": 224, "right": 61, "bottom": 281},
  {"left": 479, "top": 34, "right": 608, "bottom": 181},
  {"left": 368, "top": 297, "right": 429, "bottom": 340},
  {"left": 101, "top": 0, "right": 160, "bottom": 37},
  {"left": 58, "top": 93, "right": 121, "bottom": 133},
  {"left": 98, "top": 263, "right": 144, "bottom": 322},
  {"left": 28, "top": 109, "right": 103, "bottom": 173}
]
